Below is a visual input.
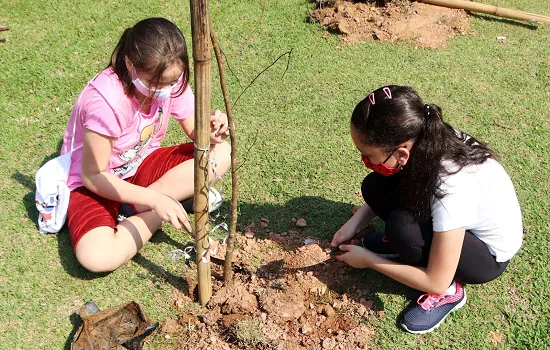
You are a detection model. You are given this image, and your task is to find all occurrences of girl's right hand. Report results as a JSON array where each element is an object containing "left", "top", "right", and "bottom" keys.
[
  {"left": 150, "top": 192, "right": 193, "bottom": 234},
  {"left": 210, "top": 110, "right": 229, "bottom": 144}
]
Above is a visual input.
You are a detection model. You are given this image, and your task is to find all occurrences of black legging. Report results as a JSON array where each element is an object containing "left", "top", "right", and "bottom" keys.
[{"left": 362, "top": 173, "right": 509, "bottom": 284}]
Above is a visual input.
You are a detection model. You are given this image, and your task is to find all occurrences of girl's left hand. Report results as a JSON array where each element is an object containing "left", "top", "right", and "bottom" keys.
[
  {"left": 334, "top": 244, "right": 372, "bottom": 268},
  {"left": 210, "top": 110, "right": 229, "bottom": 144}
]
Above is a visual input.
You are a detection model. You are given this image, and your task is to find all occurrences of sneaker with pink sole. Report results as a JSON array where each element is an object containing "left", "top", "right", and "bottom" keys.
[{"left": 401, "top": 281, "right": 467, "bottom": 334}]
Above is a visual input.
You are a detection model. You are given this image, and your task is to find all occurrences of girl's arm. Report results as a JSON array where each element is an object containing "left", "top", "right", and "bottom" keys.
[
  {"left": 81, "top": 129, "right": 159, "bottom": 205},
  {"left": 81, "top": 129, "right": 191, "bottom": 231},
  {"left": 337, "top": 227, "right": 465, "bottom": 295},
  {"left": 179, "top": 115, "right": 195, "bottom": 140}
]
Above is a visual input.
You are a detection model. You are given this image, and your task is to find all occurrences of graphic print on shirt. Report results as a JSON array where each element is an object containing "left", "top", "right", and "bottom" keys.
[{"left": 113, "top": 107, "right": 163, "bottom": 176}]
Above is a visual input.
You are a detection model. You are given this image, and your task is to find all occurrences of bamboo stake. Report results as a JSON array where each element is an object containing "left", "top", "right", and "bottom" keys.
[
  {"left": 419, "top": 0, "right": 550, "bottom": 23},
  {"left": 209, "top": 17, "right": 239, "bottom": 284},
  {"left": 190, "top": 0, "right": 212, "bottom": 306}
]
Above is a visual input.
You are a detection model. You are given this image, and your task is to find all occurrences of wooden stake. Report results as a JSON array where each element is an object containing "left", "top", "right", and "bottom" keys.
[
  {"left": 419, "top": 0, "right": 550, "bottom": 23},
  {"left": 190, "top": 0, "right": 212, "bottom": 306}
]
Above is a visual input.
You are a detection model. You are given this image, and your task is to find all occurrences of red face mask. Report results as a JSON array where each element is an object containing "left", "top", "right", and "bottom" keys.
[{"left": 361, "top": 148, "right": 401, "bottom": 176}]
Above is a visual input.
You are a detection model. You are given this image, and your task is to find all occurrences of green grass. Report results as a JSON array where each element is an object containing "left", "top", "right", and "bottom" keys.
[{"left": 1, "top": 0, "right": 549, "bottom": 348}]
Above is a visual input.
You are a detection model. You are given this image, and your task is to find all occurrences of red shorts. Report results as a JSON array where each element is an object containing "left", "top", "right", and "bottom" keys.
[{"left": 67, "top": 143, "right": 194, "bottom": 250}]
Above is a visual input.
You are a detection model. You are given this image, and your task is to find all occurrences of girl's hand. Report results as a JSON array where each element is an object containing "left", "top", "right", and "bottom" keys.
[
  {"left": 210, "top": 110, "right": 229, "bottom": 144},
  {"left": 331, "top": 221, "right": 358, "bottom": 248},
  {"left": 150, "top": 192, "right": 193, "bottom": 234},
  {"left": 334, "top": 244, "right": 371, "bottom": 268},
  {"left": 331, "top": 204, "right": 376, "bottom": 248}
]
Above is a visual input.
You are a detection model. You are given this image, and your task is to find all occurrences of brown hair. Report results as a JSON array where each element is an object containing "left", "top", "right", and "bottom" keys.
[{"left": 108, "top": 17, "right": 190, "bottom": 98}]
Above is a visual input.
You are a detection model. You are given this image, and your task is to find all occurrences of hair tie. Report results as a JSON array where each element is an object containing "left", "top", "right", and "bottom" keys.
[{"left": 424, "top": 104, "right": 431, "bottom": 118}]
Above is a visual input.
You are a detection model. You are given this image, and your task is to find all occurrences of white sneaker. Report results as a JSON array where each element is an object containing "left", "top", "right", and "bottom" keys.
[
  {"left": 181, "top": 187, "right": 223, "bottom": 214},
  {"left": 208, "top": 187, "right": 223, "bottom": 213}
]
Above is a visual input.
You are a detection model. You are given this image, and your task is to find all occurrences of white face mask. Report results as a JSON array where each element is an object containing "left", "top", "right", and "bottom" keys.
[{"left": 132, "top": 75, "right": 174, "bottom": 102}]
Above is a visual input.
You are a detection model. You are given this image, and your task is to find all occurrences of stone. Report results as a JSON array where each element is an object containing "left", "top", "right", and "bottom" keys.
[
  {"left": 322, "top": 337, "right": 336, "bottom": 349},
  {"left": 300, "top": 324, "right": 313, "bottom": 334},
  {"left": 322, "top": 305, "right": 336, "bottom": 318},
  {"left": 296, "top": 218, "right": 307, "bottom": 228}
]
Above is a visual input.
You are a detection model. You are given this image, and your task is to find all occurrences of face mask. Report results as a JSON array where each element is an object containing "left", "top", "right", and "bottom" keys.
[
  {"left": 361, "top": 148, "right": 401, "bottom": 176},
  {"left": 132, "top": 76, "right": 174, "bottom": 102}
]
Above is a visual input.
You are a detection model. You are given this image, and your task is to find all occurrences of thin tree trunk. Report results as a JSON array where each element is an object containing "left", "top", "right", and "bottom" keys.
[
  {"left": 190, "top": 0, "right": 212, "bottom": 306},
  {"left": 209, "top": 17, "right": 239, "bottom": 284}
]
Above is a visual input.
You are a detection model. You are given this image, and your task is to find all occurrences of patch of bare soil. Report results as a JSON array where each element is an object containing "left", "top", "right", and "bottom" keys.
[
  {"left": 159, "top": 220, "right": 379, "bottom": 349},
  {"left": 309, "top": 0, "right": 473, "bottom": 48}
]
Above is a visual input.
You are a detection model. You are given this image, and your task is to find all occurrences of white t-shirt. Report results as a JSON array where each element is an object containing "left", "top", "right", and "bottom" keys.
[{"left": 431, "top": 158, "right": 523, "bottom": 262}]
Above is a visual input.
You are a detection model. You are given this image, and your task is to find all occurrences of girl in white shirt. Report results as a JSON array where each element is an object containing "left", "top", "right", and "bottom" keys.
[{"left": 331, "top": 85, "right": 522, "bottom": 334}]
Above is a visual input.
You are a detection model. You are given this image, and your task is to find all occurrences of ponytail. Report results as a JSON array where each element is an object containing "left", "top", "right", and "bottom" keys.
[
  {"left": 397, "top": 103, "right": 447, "bottom": 220},
  {"left": 108, "top": 28, "right": 133, "bottom": 95}
]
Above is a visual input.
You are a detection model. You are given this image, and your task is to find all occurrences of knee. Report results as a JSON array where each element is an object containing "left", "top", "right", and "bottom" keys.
[
  {"left": 385, "top": 210, "right": 416, "bottom": 241},
  {"left": 385, "top": 210, "right": 428, "bottom": 265},
  {"left": 76, "top": 249, "right": 123, "bottom": 273},
  {"left": 75, "top": 236, "right": 126, "bottom": 273},
  {"left": 361, "top": 173, "right": 388, "bottom": 205},
  {"left": 211, "top": 141, "right": 231, "bottom": 171},
  {"left": 361, "top": 173, "right": 377, "bottom": 201}
]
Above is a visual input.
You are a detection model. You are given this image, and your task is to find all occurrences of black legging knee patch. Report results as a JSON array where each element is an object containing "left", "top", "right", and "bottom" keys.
[{"left": 385, "top": 210, "right": 432, "bottom": 266}]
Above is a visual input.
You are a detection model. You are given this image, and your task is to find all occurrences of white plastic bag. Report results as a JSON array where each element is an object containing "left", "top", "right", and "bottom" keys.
[{"left": 34, "top": 151, "right": 74, "bottom": 233}]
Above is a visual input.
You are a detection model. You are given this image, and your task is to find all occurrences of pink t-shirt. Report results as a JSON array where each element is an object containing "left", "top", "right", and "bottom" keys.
[{"left": 61, "top": 67, "right": 194, "bottom": 190}]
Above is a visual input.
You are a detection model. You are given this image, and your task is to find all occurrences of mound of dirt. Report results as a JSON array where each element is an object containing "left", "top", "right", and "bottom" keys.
[
  {"left": 283, "top": 243, "right": 330, "bottom": 269},
  {"left": 309, "top": 0, "right": 472, "bottom": 48},
  {"left": 160, "top": 224, "right": 381, "bottom": 350}
]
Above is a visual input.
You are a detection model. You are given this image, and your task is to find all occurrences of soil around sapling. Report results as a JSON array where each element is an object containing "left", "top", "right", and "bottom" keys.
[
  {"left": 309, "top": 0, "right": 473, "bottom": 48},
  {"left": 159, "top": 218, "right": 383, "bottom": 350}
]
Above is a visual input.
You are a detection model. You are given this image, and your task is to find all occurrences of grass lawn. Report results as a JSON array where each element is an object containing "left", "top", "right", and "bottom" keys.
[{"left": 1, "top": 0, "right": 549, "bottom": 348}]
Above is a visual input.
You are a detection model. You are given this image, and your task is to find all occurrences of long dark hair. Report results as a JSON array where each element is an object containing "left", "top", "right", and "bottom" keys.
[
  {"left": 351, "top": 85, "right": 497, "bottom": 221},
  {"left": 108, "top": 17, "right": 190, "bottom": 98}
]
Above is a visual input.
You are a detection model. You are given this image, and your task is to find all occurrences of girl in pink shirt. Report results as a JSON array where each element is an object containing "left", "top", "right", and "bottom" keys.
[{"left": 62, "top": 18, "right": 230, "bottom": 272}]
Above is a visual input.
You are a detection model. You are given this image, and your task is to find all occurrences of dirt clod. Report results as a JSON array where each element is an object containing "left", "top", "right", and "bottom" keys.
[{"left": 283, "top": 244, "right": 329, "bottom": 269}]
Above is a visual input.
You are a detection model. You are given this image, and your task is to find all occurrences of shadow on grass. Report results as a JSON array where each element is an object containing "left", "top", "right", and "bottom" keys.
[
  {"left": 236, "top": 195, "right": 358, "bottom": 243},
  {"left": 132, "top": 249, "right": 191, "bottom": 292},
  {"left": 470, "top": 13, "right": 539, "bottom": 30},
  {"left": 13, "top": 171, "right": 38, "bottom": 226},
  {"left": 64, "top": 313, "right": 81, "bottom": 350}
]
